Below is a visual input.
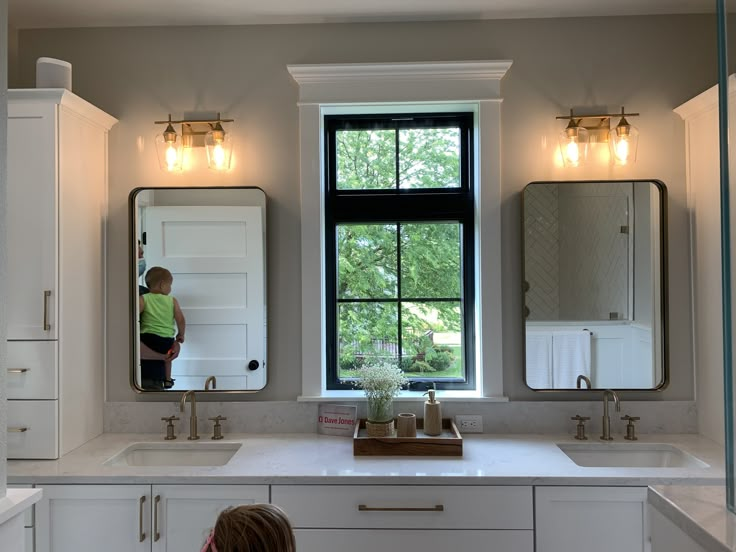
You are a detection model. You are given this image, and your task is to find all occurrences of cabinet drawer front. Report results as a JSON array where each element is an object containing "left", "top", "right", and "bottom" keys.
[
  {"left": 272, "top": 485, "right": 533, "bottom": 529},
  {"left": 7, "top": 341, "right": 58, "bottom": 399},
  {"left": 7, "top": 400, "right": 58, "bottom": 459},
  {"left": 294, "top": 529, "right": 534, "bottom": 552}
]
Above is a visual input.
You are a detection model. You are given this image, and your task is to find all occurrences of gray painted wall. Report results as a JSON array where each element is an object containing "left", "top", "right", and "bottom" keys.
[{"left": 12, "top": 15, "right": 716, "bottom": 403}]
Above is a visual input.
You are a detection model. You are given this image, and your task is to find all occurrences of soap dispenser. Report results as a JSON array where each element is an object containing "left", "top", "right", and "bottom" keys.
[{"left": 423, "top": 388, "right": 442, "bottom": 436}]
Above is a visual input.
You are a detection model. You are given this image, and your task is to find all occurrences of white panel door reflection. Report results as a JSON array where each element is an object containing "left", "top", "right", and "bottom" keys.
[{"left": 142, "top": 206, "right": 265, "bottom": 390}]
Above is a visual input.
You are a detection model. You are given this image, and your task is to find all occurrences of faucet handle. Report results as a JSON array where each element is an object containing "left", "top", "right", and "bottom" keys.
[
  {"left": 570, "top": 415, "right": 590, "bottom": 440},
  {"left": 208, "top": 415, "right": 227, "bottom": 440},
  {"left": 161, "top": 416, "right": 180, "bottom": 440},
  {"left": 621, "top": 415, "right": 640, "bottom": 441}
]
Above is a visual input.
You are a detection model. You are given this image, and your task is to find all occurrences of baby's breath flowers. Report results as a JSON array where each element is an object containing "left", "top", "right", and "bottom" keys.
[{"left": 354, "top": 362, "right": 408, "bottom": 423}]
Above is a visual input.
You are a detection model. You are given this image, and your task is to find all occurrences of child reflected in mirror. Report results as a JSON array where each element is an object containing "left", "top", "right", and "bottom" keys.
[
  {"left": 201, "top": 504, "right": 296, "bottom": 552},
  {"left": 139, "top": 266, "right": 186, "bottom": 389}
]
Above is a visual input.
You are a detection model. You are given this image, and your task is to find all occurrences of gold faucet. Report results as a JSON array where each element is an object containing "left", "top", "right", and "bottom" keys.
[
  {"left": 204, "top": 376, "right": 217, "bottom": 391},
  {"left": 600, "top": 389, "right": 620, "bottom": 441},
  {"left": 179, "top": 390, "right": 199, "bottom": 440},
  {"left": 576, "top": 375, "right": 592, "bottom": 389}
]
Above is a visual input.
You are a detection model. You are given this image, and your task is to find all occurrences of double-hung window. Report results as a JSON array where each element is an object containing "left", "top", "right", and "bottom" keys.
[{"left": 324, "top": 112, "right": 475, "bottom": 391}]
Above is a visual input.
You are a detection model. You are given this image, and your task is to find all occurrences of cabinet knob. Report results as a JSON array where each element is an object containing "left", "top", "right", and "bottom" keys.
[{"left": 248, "top": 360, "right": 260, "bottom": 371}]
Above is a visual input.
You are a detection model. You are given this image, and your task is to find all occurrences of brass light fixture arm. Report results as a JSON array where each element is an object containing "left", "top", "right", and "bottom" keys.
[
  {"left": 154, "top": 113, "right": 235, "bottom": 147},
  {"left": 555, "top": 110, "right": 640, "bottom": 122},
  {"left": 154, "top": 115, "right": 235, "bottom": 126}
]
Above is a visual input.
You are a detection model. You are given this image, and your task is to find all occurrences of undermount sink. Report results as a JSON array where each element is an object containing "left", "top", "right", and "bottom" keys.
[
  {"left": 104, "top": 442, "right": 242, "bottom": 467},
  {"left": 557, "top": 443, "right": 709, "bottom": 469}
]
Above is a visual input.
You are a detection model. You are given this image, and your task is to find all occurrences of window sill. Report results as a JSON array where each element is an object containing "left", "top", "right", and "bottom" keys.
[{"left": 297, "top": 391, "right": 509, "bottom": 402}]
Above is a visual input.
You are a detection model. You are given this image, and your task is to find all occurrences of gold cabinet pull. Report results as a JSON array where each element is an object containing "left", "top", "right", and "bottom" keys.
[
  {"left": 139, "top": 496, "right": 146, "bottom": 542},
  {"left": 8, "top": 368, "right": 29, "bottom": 374},
  {"left": 154, "top": 495, "right": 161, "bottom": 542},
  {"left": 42, "top": 290, "right": 51, "bottom": 331},
  {"left": 358, "top": 504, "right": 444, "bottom": 512},
  {"left": 8, "top": 427, "right": 29, "bottom": 433}
]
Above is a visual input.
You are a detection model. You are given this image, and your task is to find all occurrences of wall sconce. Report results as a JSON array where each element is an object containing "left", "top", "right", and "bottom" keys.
[
  {"left": 556, "top": 107, "right": 639, "bottom": 167},
  {"left": 154, "top": 113, "right": 235, "bottom": 172}
]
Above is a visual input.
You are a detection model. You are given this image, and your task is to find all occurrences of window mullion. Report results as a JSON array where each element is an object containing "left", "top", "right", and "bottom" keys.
[{"left": 396, "top": 222, "right": 403, "bottom": 374}]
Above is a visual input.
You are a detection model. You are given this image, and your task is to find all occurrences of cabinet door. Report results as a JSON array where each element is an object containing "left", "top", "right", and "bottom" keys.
[
  {"left": 294, "top": 529, "right": 534, "bottom": 552},
  {"left": 7, "top": 104, "right": 58, "bottom": 340},
  {"left": 35, "top": 485, "right": 150, "bottom": 552},
  {"left": 152, "top": 484, "right": 269, "bottom": 552},
  {"left": 535, "top": 486, "right": 649, "bottom": 552}
]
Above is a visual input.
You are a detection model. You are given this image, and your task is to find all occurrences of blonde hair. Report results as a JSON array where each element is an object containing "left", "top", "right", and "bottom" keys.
[
  {"left": 211, "top": 504, "right": 296, "bottom": 552},
  {"left": 144, "top": 266, "right": 172, "bottom": 290}
]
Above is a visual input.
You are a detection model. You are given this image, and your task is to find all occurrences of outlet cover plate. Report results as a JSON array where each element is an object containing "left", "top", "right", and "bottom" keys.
[{"left": 455, "top": 415, "right": 483, "bottom": 433}]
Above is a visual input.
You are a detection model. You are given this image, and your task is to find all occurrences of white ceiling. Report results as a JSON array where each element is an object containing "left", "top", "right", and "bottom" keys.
[{"left": 9, "top": 0, "right": 715, "bottom": 29}]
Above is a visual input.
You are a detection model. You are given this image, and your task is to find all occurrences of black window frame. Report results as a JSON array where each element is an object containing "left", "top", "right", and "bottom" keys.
[{"left": 324, "top": 112, "right": 476, "bottom": 391}]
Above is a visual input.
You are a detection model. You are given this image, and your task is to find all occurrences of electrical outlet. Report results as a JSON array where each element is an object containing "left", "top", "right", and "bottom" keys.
[{"left": 455, "top": 415, "right": 483, "bottom": 433}]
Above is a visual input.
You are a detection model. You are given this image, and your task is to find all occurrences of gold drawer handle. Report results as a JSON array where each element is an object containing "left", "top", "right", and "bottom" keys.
[
  {"left": 8, "top": 369, "right": 29, "bottom": 374},
  {"left": 358, "top": 504, "right": 444, "bottom": 512},
  {"left": 139, "top": 496, "right": 146, "bottom": 542},
  {"left": 42, "top": 290, "right": 51, "bottom": 332},
  {"left": 8, "top": 427, "right": 29, "bottom": 433},
  {"left": 154, "top": 495, "right": 161, "bottom": 542}
]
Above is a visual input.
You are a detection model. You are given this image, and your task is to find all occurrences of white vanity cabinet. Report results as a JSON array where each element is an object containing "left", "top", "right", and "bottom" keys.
[
  {"left": 6, "top": 89, "right": 117, "bottom": 459},
  {"left": 150, "top": 485, "right": 269, "bottom": 552},
  {"left": 34, "top": 484, "right": 269, "bottom": 552},
  {"left": 272, "top": 484, "right": 535, "bottom": 552},
  {"left": 535, "top": 486, "right": 650, "bottom": 552}
]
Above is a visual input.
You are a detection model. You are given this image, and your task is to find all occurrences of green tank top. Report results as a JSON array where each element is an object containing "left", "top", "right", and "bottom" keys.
[{"left": 141, "top": 293, "right": 175, "bottom": 337}]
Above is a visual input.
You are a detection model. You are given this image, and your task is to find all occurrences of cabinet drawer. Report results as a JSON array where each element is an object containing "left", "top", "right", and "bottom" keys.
[
  {"left": 8, "top": 400, "right": 58, "bottom": 459},
  {"left": 272, "top": 485, "right": 533, "bottom": 529},
  {"left": 294, "top": 529, "right": 534, "bottom": 552},
  {"left": 7, "top": 341, "right": 58, "bottom": 399}
]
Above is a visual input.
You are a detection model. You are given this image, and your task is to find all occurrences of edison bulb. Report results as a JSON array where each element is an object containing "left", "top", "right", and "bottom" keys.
[
  {"left": 213, "top": 143, "right": 226, "bottom": 169},
  {"left": 565, "top": 140, "right": 581, "bottom": 167},
  {"left": 614, "top": 138, "right": 630, "bottom": 165},
  {"left": 165, "top": 144, "right": 179, "bottom": 171}
]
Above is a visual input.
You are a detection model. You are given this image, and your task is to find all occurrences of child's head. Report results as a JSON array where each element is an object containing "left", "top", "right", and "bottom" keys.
[
  {"left": 202, "top": 504, "right": 296, "bottom": 552},
  {"left": 144, "top": 266, "right": 173, "bottom": 293}
]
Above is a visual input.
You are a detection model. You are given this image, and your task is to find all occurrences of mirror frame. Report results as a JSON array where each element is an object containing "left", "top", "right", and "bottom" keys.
[
  {"left": 128, "top": 185, "right": 267, "bottom": 395},
  {"left": 521, "top": 179, "right": 669, "bottom": 392}
]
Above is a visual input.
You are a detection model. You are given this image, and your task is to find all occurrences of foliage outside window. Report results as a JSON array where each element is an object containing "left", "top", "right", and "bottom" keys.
[{"left": 325, "top": 113, "right": 475, "bottom": 391}]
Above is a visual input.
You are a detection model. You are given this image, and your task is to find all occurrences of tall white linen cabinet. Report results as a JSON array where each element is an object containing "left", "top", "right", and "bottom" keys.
[{"left": 6, "top": 89, "right": 117, "bottom": 459}]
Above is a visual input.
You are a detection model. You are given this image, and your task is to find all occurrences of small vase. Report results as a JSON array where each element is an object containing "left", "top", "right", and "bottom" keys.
[
  {"left": 365, "top": 398, "right": 395, "bottom": 437},
  {"left": 366, "top": 398, "right": 393, "bottom": 424}
]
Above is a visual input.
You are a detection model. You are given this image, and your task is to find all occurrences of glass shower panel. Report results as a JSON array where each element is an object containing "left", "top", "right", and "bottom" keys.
[{"left": 720, "top": 0, "right": 736, "bottom": 512}]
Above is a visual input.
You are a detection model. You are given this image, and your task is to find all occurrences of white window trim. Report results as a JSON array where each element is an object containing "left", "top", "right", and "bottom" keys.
[{"left": 288, "top": 61, "right": 512, "bottom": 400}]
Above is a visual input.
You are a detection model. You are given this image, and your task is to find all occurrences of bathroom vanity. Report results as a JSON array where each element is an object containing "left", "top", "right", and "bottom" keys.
[{"left": 8, "top": 432, "right": 723, "bottom": 552}]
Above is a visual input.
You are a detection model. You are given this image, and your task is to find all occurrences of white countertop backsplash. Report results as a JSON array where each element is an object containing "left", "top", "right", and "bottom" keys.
[
  {"left": 104, "top": 400, "right": 698, "bottom": 435},
  {"left": 8, "top": 432, "right": 723, "bottom": 486}
]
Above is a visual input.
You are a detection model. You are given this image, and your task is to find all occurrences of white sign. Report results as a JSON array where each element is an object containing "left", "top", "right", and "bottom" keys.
[{"left": 318, "top": 404, "right": 357, "bottom": 437}]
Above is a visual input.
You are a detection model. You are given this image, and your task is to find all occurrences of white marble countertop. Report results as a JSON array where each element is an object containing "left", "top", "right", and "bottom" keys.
[
  {"left": 649, "top": 485, "right": 736, "bottom": 552},
  {"left": 7, "top": 432, "right": 725, "bottom": 486},
  {"left": 0, "top": 488, "right": 42, "bottom": 525}
]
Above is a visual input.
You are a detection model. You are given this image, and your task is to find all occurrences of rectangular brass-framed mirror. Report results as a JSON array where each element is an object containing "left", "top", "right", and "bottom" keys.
[
  {"left": 522, "top": 180, "right": 668, "bottom": 391},
  {"left": 129, "top": 186, "right": 267, "bottom": 393}
]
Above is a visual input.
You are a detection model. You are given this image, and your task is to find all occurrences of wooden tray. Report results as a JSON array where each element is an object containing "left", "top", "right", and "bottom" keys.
[{"left": 353, "top": 418, "right": 462, "bottom": 456}]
